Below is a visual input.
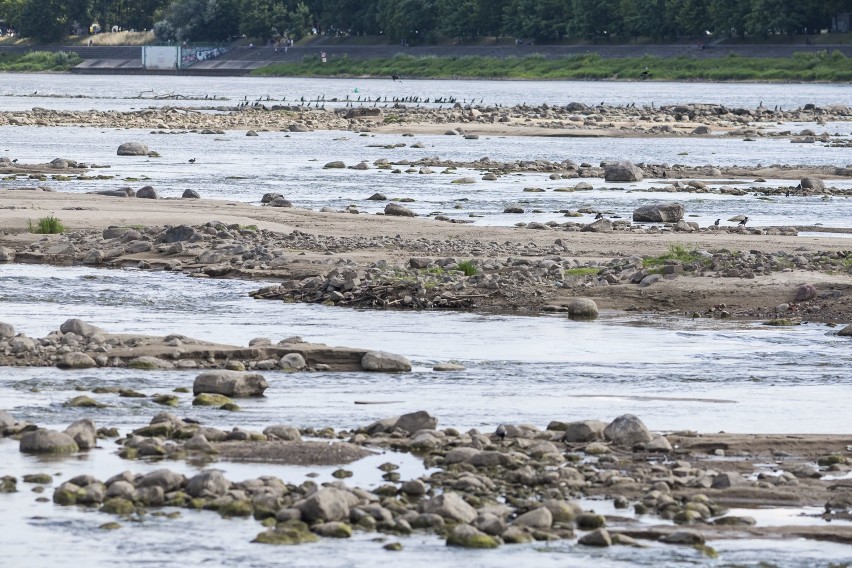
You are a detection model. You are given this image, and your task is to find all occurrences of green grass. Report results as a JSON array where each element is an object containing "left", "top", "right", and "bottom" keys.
[
  {"left": 564, "top": 267, "right": 601, "bottom": 277},
  {"left": 0, "top": 51, "right": 82, "bottom": 72},
  {"left": 643, "top": 244, "right": 705, "bottom": 268},
  {"left": 456, "top": 260, "right": 478, "bottom": 276},
  {"left": 252, "top": 50, "right": 852, "bottom": 82},
  {"left": 28, "top": 214, "right": 65, "bottom": 234}
]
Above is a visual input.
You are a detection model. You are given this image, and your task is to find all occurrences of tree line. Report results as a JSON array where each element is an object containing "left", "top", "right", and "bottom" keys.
[{"left": 1, "top": 0, "right": 848, "bottom": 43}]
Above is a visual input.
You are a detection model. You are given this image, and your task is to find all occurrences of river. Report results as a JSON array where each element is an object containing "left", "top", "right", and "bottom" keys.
[{"left": 0, "top": 74, "right": 850, "bottom": 566}]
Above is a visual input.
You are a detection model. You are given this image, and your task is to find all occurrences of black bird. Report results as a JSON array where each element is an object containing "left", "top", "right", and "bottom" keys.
[
  {"left": 188, "top": 158, "right": 196, "bottom": 163},
  {"left": 391, "top": 74, "right": 399, "bottom": 82},
  {"left": 496, "top": 424, "right": 507, "bottom": 441},
  {"left": 714, "top": 218, "right": 720, "bottom": 226},
  {"left": 594, "top": 212, "right": 604, "bottom": 219},
  {"left": 785, "top": 190, "right": 790, "bottom": 197},
  {"left": 739, "top": 217, "right": 749, "bottom": 226}
]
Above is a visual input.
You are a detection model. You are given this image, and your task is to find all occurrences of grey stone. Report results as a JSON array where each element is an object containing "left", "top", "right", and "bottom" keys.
[
  {"left": 565, "top": 297, "right": 598, "bottom": 320},
  {"left": 65, "top": 419, "right": 97, "bottom": 450},
  {"left": 136, "top": 186, "right": 158, "bottom": 199},
  {"left": 579, "top": 528, "right": 611, "bottom": 546},
  {"left": 711, "top": 471, "right": 748, "bottom": 489},
  {"left": 0, "top": 410, "right": 16, "bottom": 429},
  {"left": 117, "top": 142, "right": 148, "bottom": 156},
  {"left": 20, "top": 429, "right": 79, "bottom": 454},
  {"left": 562, "top": 420, "right": 607, "bottom": 443},
  {"left": 279, "top": 353, "right": 306, "bottom": 371},
  {"left": 395, "top": 411, "right": 437, "bottom": 434},
  {"left": 298, "top": 487, "right": 355, "bottom": 522},
  {"left": 59, "top": 319, "right": 104, "bottom": 337},
  {"left": 582, "top": 218, "right": 613, "bottom": 233},
  {"left": 512, "top": 507, "right": 552, "bottom": 529},
  {"left": 446, "top": 524, "right": 500, "bottom": 548},
  {"left": 633, "top": 202, "right": 685, "bottom": 223},
  {"left": 137, "top": 469, "right": 185, "bottom": 493},
  {"left": 262, "top": 425, "right": 302, "bottom": 442},
  {"left": 421, "top": 492, "right": 476, "bottom": 523},
  {"left": 186, "top": 470, "right": 230, "bottom": 498},
  {"left": 193, "top": 370, "right": 268, "bottom": 397},
  {"left": 800, "top": 177, "right": 825, "bottom": 191},
  {"left": 361, "top": 351, "right": 412, "bottom": 372},
  {"left": 0, "top": 322, "right": 13, "bottom": 339},
  {"left": 182, "top": 189, "right": 200, "bottom": 198},
  {"left": 604, "top": 414, "right": 652, "bottom": 446},
  {"left": 660, "top": 529, "right": 705, "bottom": 545},
  {"left": 384, "top": 203, "right": 416, "bottom": 217},
  {"left": 604, "top": 161, "right": 643, "bottom": 182},
  {"left": 162, "top": 225, "right": 196, "bottom": 243},
  {"left": 794, "top": 283, "right": 817, "bottom": 302},
  {"left": 57, "top": 352, "right": 97, "bottom": 370}
]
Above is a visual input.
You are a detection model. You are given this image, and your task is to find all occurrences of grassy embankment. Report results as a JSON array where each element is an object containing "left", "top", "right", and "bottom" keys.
[
  {"left": 253, "top": 51, "right": 852, "bottom": 81},
  {"left": 0, "top": 51, "right": 81, "bottom": 71}
]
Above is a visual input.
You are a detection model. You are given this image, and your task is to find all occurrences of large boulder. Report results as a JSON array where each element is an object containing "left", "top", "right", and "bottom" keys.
[
  {"left": 395, "top": 411, "right": 437, "bottom": 434},
  {"left": 136, "top": 186, "right": 158, "bottom": 199},
  {"left": 604, "top": 161, "right": 643, "bottom": 182},
  {"left": 57, "top": 352, "right": 97, "bottom": 370},
  {"left": 603, "top": 414, "right": 652, "bottom": 446},
  {"left": 65, "top": 419, "right": 97, "bottom": 450},
  {"left": 117, "top": 142, "right": 148, "bottom": 156},
  {"left": 298, "top": 487, "right": 355, "bottom": 522},
  {"left": 263, "top": 425, "right": 302, "bottom": 442},
  {"left": 361, "top": 351, "right": 412, "bottom": 372},
  {"left": 0, "top": 322, "right": 14, "bottom": 338},
  {"left": 800, "top": 177, "right": 825, "bottom": 191},
  {"left": 59, "top": 318, "right": 104, "bottom": 337},
  {"left": 384, "top": 203, "right": 416, "bottom": 217},
  {"left": 632, "top": 202, "right": 685, "bottom": 223},
  {"left": 186, "top": 470, "right": 230, "bottom": 498},
  {"left": 0, "top": 410, "right": 16, "bottom": 429},
  {"left": 581, "top": 218, "right": 612, "bottom": 233},
  {"left": 136, "top": 469, "right": 185, "bottom": 492},
  {"left": 162, "top": 225, "right": 197, "bottom": 243},
  {"left": 561, "top": 420, "right": 607, "bottom": 443},
  {"left": 565, "top": 298, "right": 598, "bottom": 320},
  {"left": 421, "top": 492, "right": 476, "bottom": 523},
  {"left": 193, "top": 371, "right": 268, "bottom": 397},
  {"left": 20, "top": 429, "right": 79, "bottom": 454},
  {"left": 446, "top": 524, "right": 500, "bottom": 548}
]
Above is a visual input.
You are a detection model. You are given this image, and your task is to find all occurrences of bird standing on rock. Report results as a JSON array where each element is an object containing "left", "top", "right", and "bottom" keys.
[
  {"left": 496, "top": 424, "right": 507, "bottom": 441},
  {"left": 739, "top": 217, "right": 749, "bottom": 226},
  {"left": 714, "top": 219, "right": 720, "bottom": 226}
]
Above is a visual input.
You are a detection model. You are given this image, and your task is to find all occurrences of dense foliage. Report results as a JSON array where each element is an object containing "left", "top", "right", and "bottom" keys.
[{"left": 0, "top": 0, "right": 847, "bottom": 43}]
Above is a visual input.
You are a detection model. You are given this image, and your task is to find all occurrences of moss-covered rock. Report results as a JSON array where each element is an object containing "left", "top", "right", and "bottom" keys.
[
  {"left": 99, "top": 522, "right": 122, "bottom": 530},
  {"left": 0, "top": 476, "right": 17, "bottom": 493},
  {"left": 152, "top": 394, "right": 180, "bottom": 407},
  {"left": 53, "top": 482, "right": 81, "bottom": 505},
  {"left": 64, "top": 395, "right": 106, "bottom": 408},
  {"left": 253, "top": 520, "right": 319, "bottom": 545},
  {"left": 22, "top": 473, "right": 53, "bottom": 484},
  {"left": 192, "top": 393, "right": 235, "bottom": 407},
  {"left": 100, "top": 497, "right": 135, "bottom": 515},
  {"left": 446, "top": 524, "right": 500, "bottom": 549},
  {"left": 575, "top": 513, "right": 606, "bottom": 530},
  {"left": 312, "top": 521, "right": 353, "bottom": 538},
  {"left": 217, "top": 499, "right": 253, "bottom": 518}
]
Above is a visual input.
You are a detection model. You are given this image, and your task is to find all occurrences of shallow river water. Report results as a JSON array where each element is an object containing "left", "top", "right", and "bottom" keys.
[{"left": 0, "top": 74, "right": 851, "bottom": 566}]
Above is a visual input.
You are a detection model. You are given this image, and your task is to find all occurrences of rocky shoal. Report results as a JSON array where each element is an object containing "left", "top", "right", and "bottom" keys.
[
  {"left": 0, "top": 318, "right": 412, "bottom": 372},
  {"left": 0, "top": 102, "right": 849, "bottom": 140},
  {"left": 1, "top": 409, "right": 850, "bottom": 551}
]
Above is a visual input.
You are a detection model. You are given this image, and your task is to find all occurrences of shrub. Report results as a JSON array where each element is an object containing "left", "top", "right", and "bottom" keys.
[
  {"left": 28, "top": 214, "right": 65, "bottom": 234},
  {"left": 456, "top": 260, "right": 478, "bottom": 276}
]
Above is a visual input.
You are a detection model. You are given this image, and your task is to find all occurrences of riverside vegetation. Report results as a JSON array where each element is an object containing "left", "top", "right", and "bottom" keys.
[
  {"left": 0, "top": 50, "right": 81, "bottom": 72},
  {"left": 254, "top": 51, "right": 852, "bottom": 82}
]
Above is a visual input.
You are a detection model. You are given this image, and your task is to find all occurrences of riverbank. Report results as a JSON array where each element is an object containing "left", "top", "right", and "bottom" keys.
[{"left": 254, "top": 52, "right": 852, "bottom": 82}]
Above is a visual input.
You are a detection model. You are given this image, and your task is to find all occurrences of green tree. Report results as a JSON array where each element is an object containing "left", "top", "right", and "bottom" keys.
[
  {"left": 239, "top": 0, "right": 287, "bottom": 41},
  {"left": 18, "top": 0, "right": 66, "bottom": 41},
  {"left": 0, "top": 0, "right": 28, "bottom": 30},
  {"left": 708, "top": 0, "right": 751, "bottom": 38},
  {"left": 376, "top": 0, "right": 438, "bottom": 43},
  {"left": 503, "top": 0, "right": 570, "bottom": 42},
  {"left": 568, "top": 0, "right": 618, "bottom": 40},
  {"left": 438, "top": 0, "right": 479, "bottom": 40}
]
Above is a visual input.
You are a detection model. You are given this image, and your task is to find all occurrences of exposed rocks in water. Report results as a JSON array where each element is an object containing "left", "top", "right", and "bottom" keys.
[
  {"left": 14, "top": 409, "right": 850, "bottom": 551},
  {"left": 0, "top": 318, "right": 410, "bottom": 372}
]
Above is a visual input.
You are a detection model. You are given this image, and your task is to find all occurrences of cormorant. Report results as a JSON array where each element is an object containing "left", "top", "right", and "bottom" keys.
[
  {"left": 739, "top": 217, "right": 749, "bottom": 226},
  {"left": 714, "top": 219, "right": 720, "bottom": 226},
  {"left": 595, "top": 212, "right": 604, "bottom": 219},
  {"left": 391, "top": 74, "right": 399, "bottom": 82},
  {"left": 188, "top": 158, "right": 196, "bottom": 163}
]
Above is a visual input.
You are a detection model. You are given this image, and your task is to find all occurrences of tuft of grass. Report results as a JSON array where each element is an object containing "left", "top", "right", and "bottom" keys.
[
  {"left": 643, "top": 244, "right": 704, "bottom": 268},
  {"left": 564, "top": 267, "right": 600, "bottom": 277},
  {"left": 456, "top": 260, "right": 478, "bottom": 276},
  {"left": 27, "top": 214, "right": 65, "bottom": 234},
  {"left": 239, "top": 224, "right": 259, "bottom": 231}
]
